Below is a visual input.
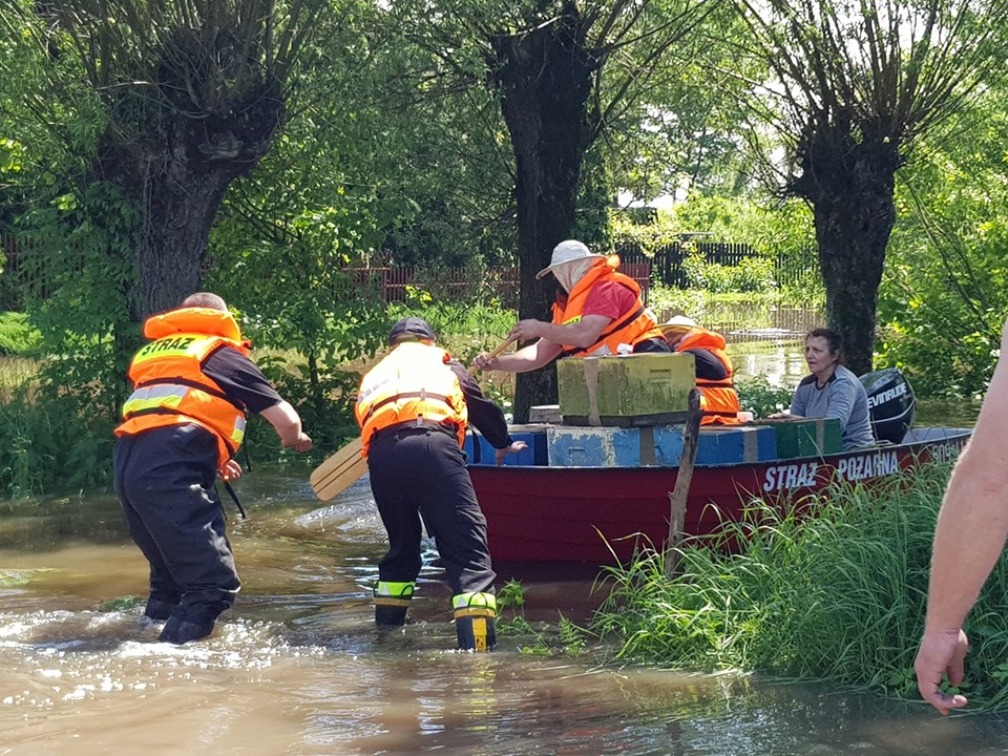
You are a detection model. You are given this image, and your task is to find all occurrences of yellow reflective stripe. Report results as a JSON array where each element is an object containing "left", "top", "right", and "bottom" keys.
[
  {"left": 451, "top": 592, "right": 496, "bottom": 611},
  {"left": 122, "top": 385, "right": 245, "bottom": 447},
  {"left": 230, "top": 415, "right": 246, "bottom": 445},
  {"left": 121, "top": 384, "right": 190, "bottom": 416},
  {"left": 375, "top": 581, "right": 414, "bottom": 607},
  {"left": 375, "top": 581, "right": 415, "bottom": 599}
]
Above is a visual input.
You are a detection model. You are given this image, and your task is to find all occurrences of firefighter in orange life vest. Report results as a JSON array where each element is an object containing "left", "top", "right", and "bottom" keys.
[
  {"left": 114, "top": 292, "right": 312, "bottom": 645},
  {"left": 660, "top": 315, "right": 743, "bottom": 424},
  {"left": 356, "top": 317, "right": 526, "bottom": 651},
  {"left": 472, "top": 239, "right": 670, "bottom": 375}
]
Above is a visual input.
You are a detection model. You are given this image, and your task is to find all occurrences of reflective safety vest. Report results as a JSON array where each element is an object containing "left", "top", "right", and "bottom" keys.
[
  {"left": 355, "top": 342, "right": 468, "bottom": 457},
  {"left": 554, "top": 257, "right": 662, "bottom": 358},
  {"left": 115, "top": 307, "right": 251, "bottom": 470},
  {"left": 675, "top": 327, "right": 742, "bottom": 425}
]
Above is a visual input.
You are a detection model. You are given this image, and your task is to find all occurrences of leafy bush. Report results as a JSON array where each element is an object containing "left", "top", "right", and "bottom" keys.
[
  {"left": 0, "top": 312, "right": 42, "bottom": 356},
  {"left": 0, "top": 383, "right": 115, "bottom": 498},
  {"left": 682, "top": 252, "right": 777, "bottom": 294},
  {"left": 736, "top": 376, "right": 794, "bottom": 417}
]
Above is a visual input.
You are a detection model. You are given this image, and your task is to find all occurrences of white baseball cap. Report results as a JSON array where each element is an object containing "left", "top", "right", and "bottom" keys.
[{"left": 535, "top": 240, "right": 605, "bottom": 279}]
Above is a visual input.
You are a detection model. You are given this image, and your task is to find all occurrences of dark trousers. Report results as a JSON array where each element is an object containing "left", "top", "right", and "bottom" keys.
[
  {"left": 367, "top": 424, "right": 496, "bottom": 596},
  {"left": 113, "top": 425, "right": 240, "bottom": 613}
]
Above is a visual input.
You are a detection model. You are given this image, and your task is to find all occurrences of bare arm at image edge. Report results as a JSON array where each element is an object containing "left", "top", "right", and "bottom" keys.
[
  {"left": 260, "top": 400, "right": 313, "bottom": 452},
  {"left": 915, "top": 317, "right": 1008, "bottom": 714}
]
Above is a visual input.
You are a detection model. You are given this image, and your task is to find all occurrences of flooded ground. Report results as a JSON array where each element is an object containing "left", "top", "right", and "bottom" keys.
[
  {"left": 2, "top": 469, "right": 1008, "bottom": 755},
  {"left": 0, "top": 328, "right": 996, "bottom": 754}
]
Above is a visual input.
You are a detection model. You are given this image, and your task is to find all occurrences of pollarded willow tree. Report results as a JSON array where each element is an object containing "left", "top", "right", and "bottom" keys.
[
  {"left": 734, "top": 0, "right": 1008, "bottom": 375},
  {"left": 2, "top": 0, "right": 331, "bottom": 322},
  {"left": 390, "top": 0, "right": 716, "bottom": 421}
]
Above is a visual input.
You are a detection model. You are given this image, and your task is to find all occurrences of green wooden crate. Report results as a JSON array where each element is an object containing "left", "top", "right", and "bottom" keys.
[
  {"left": 557, "top": 353, "right": 695, "bottom": 427},
  {"left": 758, "top": 417, "right": 843, "bottom": 459}
]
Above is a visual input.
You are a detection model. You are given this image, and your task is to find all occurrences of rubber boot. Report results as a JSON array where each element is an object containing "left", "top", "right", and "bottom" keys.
[
  {"left": 143, "top": 593, "right": 178, "bottom": 621},
  {"left": 452, "top": 592, "right": 497, "bottom": 652},
  {"left": 159, "top": 614, "right": 215, "bottom": 644},
  {"left": 374, "top": 581, "right": 415, "bottom": 627},
  {"left": 158, "top": 600, "right": 229, "bottom": 645}
]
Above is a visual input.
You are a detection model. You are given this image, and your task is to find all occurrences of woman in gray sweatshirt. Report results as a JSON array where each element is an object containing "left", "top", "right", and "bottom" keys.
[{"left": 779, "top": 328, "right": 876, "bottom": 450}]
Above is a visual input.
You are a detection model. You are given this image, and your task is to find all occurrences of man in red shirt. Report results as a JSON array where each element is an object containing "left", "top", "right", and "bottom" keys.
[{"left": 473, "top": 240, "right": 668, "bottom": 373}]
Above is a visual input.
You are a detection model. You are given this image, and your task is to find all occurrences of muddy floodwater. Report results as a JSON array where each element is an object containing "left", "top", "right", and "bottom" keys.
[
  {"left": 0, "top": 330, "right": 997, "bottom": 754},
  {"left": 2, "top": 468, "right": 1008, "bottom": 756}
]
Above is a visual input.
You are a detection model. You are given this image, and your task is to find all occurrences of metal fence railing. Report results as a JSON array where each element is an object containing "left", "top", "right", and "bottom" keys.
[
  {"left": 618, "top": 240, "right": 817, "bottom": 290},
  {"left": 1, "top": 230, "right": 817, "bottom": 312}
]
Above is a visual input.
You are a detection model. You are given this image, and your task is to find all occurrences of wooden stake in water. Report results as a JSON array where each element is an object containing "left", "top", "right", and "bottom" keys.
[{"left": 665, "top": 388, "right": 702, "bottom": 577}]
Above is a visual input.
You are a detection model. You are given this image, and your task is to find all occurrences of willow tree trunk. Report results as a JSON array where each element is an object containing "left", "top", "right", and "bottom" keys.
[
  {"left": 98, "top": 106, "right": 281, "bottom": 323},
  {"left": 491, "top": 7, "right": 595, "bottom": 422},
  {"left": 813, "top": 184, "right": 894, "bottom": 376},
  {"left": 791, "top": 127, "right": 901, "bottom": 376}
]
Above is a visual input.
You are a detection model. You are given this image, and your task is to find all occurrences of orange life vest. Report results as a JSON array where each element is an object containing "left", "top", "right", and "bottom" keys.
[
  {"left": 553, "top": 257, "right": 662, "bottom": 357},
  {"left": 355, "top": 342, "right": 468, "bottom": 458},
  {"left": 115, "top": 307, "right": 251, "bottom": 470},
  {"left": 674, "top": 327, "right": 742, "bottom": 425}
]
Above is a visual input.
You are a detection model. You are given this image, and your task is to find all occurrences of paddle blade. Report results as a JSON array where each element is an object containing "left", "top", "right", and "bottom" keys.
[{"left": 310, "top": 436, "right": 367, "bottom": 501}]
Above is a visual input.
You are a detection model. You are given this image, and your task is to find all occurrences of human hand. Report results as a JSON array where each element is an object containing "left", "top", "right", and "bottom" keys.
[
  {"left": 473, "top": 352, "right": 499, "bottom": 372},
  {"left": 768, "top": 411, "right": 798, "bottom": 420},
  {"left": 508, "top": 319, "right": 543, "bottom": 343},
  {"left": 220, "top": 459, "right": 243, "bottom": 481},
  {"left": 284, "top": 432, "right": 313, "bottom": 453},
  {"left": 914, "top": 629, "right": 970, "bottom": 715},
  {"left": 496, "top": 440, "right": 528, "bottom": 466}
]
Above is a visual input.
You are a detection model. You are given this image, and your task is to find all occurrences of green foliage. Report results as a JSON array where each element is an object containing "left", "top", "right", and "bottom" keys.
[
  {"left": 646, "top": 284, "right": 707, "bottom": 322},
  {"left": 0, "top": 312, "right": 42, "bottom": 356},
  {"left": 495, "top": 579, "right": 527, "bottom": 620},
  {"left": 493, "top": 578, "right": 587, "bottom": 655},
  {"left": 875, "top": 84, "right": 1008, "bottom": 399},
  {"left": 214, "top": 250, "right": 388, "bottom": 453},
  {"left": 613, "top": 194, "right": 821, "bottom": 302},
  {"left": 0, "top": 383, "right": 115, "bottom": 498},
  {"left": 735, "top": 376, "right": 794, "bottom": 417},
  {"left": 0, "top": 179, "right": 137, "bottom": 497},
  {"left": 614, "top": 195, "right": 815, "bottom": 252},
  {"left": 389, "top": 298, "right": 515, "bottom": 366},
  {"left": 98, "top": 595, "right": 143, "bottom": 612},
  {"left": 602, "top": 3, "right": 767, "bottom": 203},
  {"left": 585, "top": 461, "right": 1008, "bottom": 709},
  {"left": 682, "top": 251, "right": 777, "bottom": 294}
]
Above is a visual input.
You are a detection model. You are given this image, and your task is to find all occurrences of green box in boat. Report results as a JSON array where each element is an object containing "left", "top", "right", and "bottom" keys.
[
  {"left": 557, "top": 353, "right": 695, "bottom": 427},
  {"left": 758, "top": 417, "right": 843, "bottom": 459}
]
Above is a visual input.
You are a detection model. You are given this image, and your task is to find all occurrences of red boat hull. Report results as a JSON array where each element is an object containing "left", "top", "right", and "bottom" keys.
[{"left": 469, "top": 428, "right": 969, "bottom": 564}]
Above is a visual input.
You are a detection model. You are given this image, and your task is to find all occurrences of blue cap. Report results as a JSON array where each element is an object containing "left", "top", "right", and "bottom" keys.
[{"left": 389, "top": 317, "right": 435, "bottom": 344}]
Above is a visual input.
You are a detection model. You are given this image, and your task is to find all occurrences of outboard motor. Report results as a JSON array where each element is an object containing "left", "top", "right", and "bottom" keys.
[{"left": 860, "top": 367, "right": 916, "bottom": 444}]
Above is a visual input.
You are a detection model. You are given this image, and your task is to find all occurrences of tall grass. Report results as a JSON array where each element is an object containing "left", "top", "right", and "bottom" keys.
[
  {"left": 0, "top": 383, "right": 115, "bottom": 498},
  {"left": 588, "top": 461, "right": 1008, "bottom": 710}
]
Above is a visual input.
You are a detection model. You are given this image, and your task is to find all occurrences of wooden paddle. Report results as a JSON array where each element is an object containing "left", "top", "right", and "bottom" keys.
[
  {"left": 664, "top": 388, "right": 702, "bottom": 577},
  {"left": 310, "top": 336, "right": 518, "bottom": 502},
  {"left": 310, "top": 435, "right": 366, "bottom": 502}
]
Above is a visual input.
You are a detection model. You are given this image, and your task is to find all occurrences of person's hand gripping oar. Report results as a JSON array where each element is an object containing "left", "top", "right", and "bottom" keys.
[{"left": 469, "top": 334, "right": 518, "bottom": 375}]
